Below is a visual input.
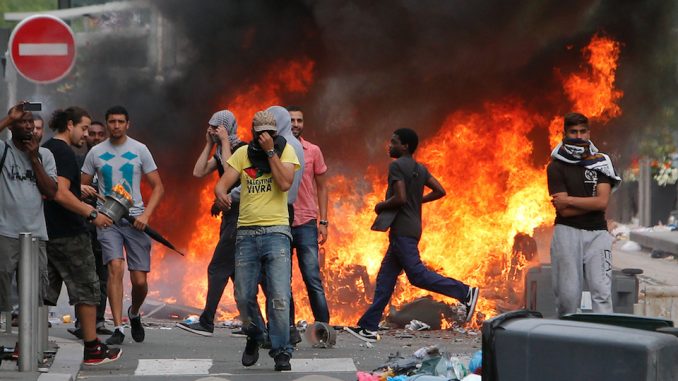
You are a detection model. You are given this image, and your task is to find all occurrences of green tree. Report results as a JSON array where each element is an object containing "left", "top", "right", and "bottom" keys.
[{"left": 0, "top": 0, "right": 56, "bottom": 28}]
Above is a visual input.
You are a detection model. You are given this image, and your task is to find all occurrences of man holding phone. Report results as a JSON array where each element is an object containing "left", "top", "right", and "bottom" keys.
[{"left": 0, "top": 103, "right": 57, "bottom": 329}]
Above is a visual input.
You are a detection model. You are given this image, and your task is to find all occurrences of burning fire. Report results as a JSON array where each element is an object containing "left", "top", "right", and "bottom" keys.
[
  {"left": 112, "top": 183, "right": 133, "bottom": 202},
  {"left": 150, "top": 34, "right": 623, "bottom": 328}
]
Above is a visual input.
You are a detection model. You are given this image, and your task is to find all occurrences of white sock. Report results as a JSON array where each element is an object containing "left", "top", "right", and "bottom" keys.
[
  {"left": 115, "top": 326, "right": 125, "bottom": 334},
  {"left": 128, "top": 308, "right": 140, "bottom": 319}
]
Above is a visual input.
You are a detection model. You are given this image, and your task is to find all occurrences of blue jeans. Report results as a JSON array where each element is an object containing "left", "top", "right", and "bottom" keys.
[
  {"left": 291, "top": 220, "right": 330, "bottom": 323},
  {"left": 357, "top": 235, "right": 469, "bottom": 331},
  {"left": 235, "top": 228, "right": 292, "bottom": 356}
]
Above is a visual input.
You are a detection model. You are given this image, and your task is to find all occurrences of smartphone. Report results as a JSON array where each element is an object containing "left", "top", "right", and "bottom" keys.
[{"left": 22, "top": 102, "right": 42, "bottom": 112}]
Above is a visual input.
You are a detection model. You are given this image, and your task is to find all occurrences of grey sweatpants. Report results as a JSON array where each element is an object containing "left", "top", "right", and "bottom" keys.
[{"left": 550, "top": 224, "right": 613, "bottom": 316}]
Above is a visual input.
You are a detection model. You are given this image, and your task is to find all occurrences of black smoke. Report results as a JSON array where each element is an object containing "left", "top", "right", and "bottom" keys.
[{"left": 12, "top": 0, "right": 678, "bottom": 243}]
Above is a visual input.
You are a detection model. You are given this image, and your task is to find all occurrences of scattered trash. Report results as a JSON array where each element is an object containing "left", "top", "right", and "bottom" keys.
[
  {"left": 461, "top": 374, "right": 482, "bottom": 381},
  {"left": 304, "top": 322, "right": 336, "bottom": 348},
  {"left": 215, "top": 319, "right": 242, "bottom": 329},
  {"left": 405, "top": 320, "right": 431, "bottom": 331},
  {"left": 62, "top": 314, "right": 71, "bottom": 324},
  {"left": 620, "top": 240, "right": 642, "bottom": 252},
  {"left": 296, "top": 319, "right": 308, "bottom": 332},
  {"left": 468, "top": 350, "right": 482, "bottom": 374},
  {"left": 386, "top": 297, "right": 457, "bottom": 329},
  {"left": 182, "top": 314, "right": 199, "bottom": 324},
  {"left": 395, "top": 332, "right": 415, "bottom": 339},
  {"left": 361, "top": 345, "right": 475, "bottom": 380},
  {"left": 650, "top": 249, "right": 671, "bottom": 259}
]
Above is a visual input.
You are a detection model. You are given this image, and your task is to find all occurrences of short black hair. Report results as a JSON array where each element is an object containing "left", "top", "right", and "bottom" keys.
[
  {"left": 48, "top": 107, "right": 90, "bottom": 132},
  {"left": 90, "top": 120, "right": 105, "bottom": 128},
  {"left": 563, "top": 112, "right": 589, "bottom": 131},
  {"left": 394, "top": 128, "right": 419, "bottom": 154},
  {"left": 33, "top": 114, "right": 43, "bottom": 122},
  {"left": 286, "top": 105, "right": 303, "bottom": 113},
  {"left": 105, "top": 105, "right": 129, "bottom": 121}
]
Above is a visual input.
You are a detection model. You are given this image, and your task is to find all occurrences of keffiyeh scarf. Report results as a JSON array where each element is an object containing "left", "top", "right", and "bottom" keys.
[{"left": 551, "top": 138, "right": 622, "bottom": 190}]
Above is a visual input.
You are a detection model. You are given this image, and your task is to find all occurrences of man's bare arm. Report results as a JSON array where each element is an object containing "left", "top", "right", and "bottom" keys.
[{"left": 423, "top": 175, "right": 446, "bottom": 203}]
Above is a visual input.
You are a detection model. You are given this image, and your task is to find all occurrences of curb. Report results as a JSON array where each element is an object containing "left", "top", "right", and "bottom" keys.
[{"left": 38, "top": 336, "right": 82, "bottom": 381}]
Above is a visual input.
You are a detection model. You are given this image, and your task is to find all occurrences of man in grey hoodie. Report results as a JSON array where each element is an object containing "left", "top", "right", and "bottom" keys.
[{"left": 265, "top": 106, "right": 306, "bottom": 345}]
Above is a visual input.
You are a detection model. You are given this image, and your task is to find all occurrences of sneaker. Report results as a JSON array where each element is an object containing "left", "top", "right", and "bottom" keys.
[
  {"left": 231, "top": 328, "right": 247, "bottom": 337},
  {"left": 463, "top": 286, "right": 480, "bottom": 323},
  {"left": 105, "top": 329, "right": 125, "bottom": 345},
  {"left": 176, "top": 321, "right": 213, "bottom": 337},
  {"left": 67, "top": 327, "right": 83, "bottom": 340},
  {"left": 273, "top": 352, "right": 291, "bottom": 371},
  {"left": 128, "top": 306, "right": 145, "bottom": 342},
  {"left": 96, "top": 321, "right": 113, "bottom": 335},
  {"left": 344, "top": 326, "right": 378, "bottom": 343},
  {"left": 289, "top": 326, "right": 302, "bottom": 346},
  {"left": 83, "top": 340, "right": 122, "bottom": 366},
  {"left": 241, "top": 336, "right": 260, "bottom": 367}
]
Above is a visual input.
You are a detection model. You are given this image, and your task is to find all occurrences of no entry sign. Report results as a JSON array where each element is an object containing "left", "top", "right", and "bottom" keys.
[{"left": 9, "top": 15, "right": 76, "bottom": 84}]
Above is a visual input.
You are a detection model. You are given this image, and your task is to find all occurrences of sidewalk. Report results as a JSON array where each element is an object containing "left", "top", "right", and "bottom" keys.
[{"left": 0, "top": 329, "right": 81, "bottom": 381}]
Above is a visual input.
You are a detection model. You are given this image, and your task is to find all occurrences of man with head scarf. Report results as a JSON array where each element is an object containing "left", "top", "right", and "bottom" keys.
[
  {"left": 548, "top": 112, "right": 620, "bottom": 316},
  {"left": 177, "top": 110, "right": 246, "bottom": 337},
  {"left": 215, "top": 110, "right": 300, "bottom": 371},
  {"left": 265, "top": 106, "right": 306, "bottom": 344}
]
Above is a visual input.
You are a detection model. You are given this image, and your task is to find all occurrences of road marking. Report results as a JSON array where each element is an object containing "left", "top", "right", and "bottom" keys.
[
  {"left": 289, "top": 358, "right": 356, "bottom": 373},
  {"left": 134, "top": 359, "right": 212, "bottom": 376},
  {"left": 18, "top": 43, "right": 68, "bottom": 56}
]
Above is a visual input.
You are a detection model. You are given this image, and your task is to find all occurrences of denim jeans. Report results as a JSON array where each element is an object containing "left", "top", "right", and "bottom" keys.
[
  {"left": 291, "top": 220, "right": 330, "bottom": 323},
  {"left": 357, "top": 234, "right": 469, "bottom": 331},
  {"left": 199, "top": 207, "right": 238, "bottom": 331},
  {"left": 235, "top": 227, "right": 292, "bottom": 356}
]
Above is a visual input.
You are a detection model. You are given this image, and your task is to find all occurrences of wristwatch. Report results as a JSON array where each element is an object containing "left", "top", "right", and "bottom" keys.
[
  {"left": 86, "top": 209, "right": 98, "bottom": 222},
  {"left": 319, "top": 220, "right": 329, "bottom": 226},
  {"left": 266, "top": 149, "right": 275, "bottom": 158}
]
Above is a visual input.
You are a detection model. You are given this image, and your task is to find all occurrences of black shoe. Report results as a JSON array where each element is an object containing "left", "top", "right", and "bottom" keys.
[
  {"left": 241, "top": 336, "right": 260, "bottom": 367},
  {"left": 83, "top": 340, "right": 122, "bottom": 366},
  {"left": 128, "top": 306, "right": 145, "bottom": 342},
  {"left": 463, "top": 286, "right": 480, "bottom": 323},
  {"left": 96, "top": 321, "right": 113, "bottom": 335},
  {"left": 344, "top": 326, "right": 378, "bottom": 343},
  {"left": 231, "top": 328, "right": 247, "bottom": 337},
  {"left": 289, "top": 326, "right": 302, "bottom": 346},
  {"left": 274, "top": 352, "right": 291, "bottom": 371},
  {"left": 105, "top": 329, "right": 125, "bottom": 345},
  {"left": 176, "top": 321, "right": 213, "bottom": 337},
  {"left": 67, "top": 327, "right": 83, "bottom": 340}
]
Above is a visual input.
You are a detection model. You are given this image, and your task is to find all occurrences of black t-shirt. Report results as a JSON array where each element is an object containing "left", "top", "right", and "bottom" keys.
[
  {"left": 387, "top": 156, "right": 431, "bottom": 239},
  {"left": 43, "top": 138, "right": 86, "bottom": 238},
  {"left": 547, "top": 159, "right": 611, "bottom": 231}
]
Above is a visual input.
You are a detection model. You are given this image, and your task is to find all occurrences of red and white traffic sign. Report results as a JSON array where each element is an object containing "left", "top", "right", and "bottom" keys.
[{"left": 8, "top": 15, "right": 76, "bottom": 84}]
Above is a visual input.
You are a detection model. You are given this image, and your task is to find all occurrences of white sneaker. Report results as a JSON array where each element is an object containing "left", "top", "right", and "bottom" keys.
[{"left": 463, "top": 287, "right": 480, "bottom": 323}]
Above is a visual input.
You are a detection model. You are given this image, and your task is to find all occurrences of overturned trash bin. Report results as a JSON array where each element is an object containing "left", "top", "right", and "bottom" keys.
[
  {"left": 482, "top": 310, "right": 678, "bottom": 381},
  {"left": 304, "top": 322, "right": 336, "bottom": 348}
]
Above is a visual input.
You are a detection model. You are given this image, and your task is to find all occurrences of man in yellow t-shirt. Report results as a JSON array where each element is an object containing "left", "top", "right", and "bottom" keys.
[{"left": 215, "top": 110, "right": 299, "bottom": 372}]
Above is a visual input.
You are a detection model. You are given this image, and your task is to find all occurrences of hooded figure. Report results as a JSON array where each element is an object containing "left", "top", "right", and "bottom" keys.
[
  {"left": 208, "top": 110, "right": 243, "bottom": 151},
  {"left": 266, "top": 106, "right": 304, "bottom": 204}
]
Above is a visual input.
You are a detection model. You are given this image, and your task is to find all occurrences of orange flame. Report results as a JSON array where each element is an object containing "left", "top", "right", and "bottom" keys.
[
  {"left": 112, "top": 183, "right": 133, "bottom": 202},
  {"left": 549, "top": 34, "right": 623, "bottom": 148},
  {"left": 150, "top": 35, "right": 623, "bottom": 328}
]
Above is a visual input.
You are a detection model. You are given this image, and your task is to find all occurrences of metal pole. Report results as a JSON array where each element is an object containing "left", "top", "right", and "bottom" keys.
[
  {"left": 2, "top": 311, "right": 11, "bottom": 333},
  {"left": 638, "top": 158, "right": 651, "bottom": 226},
  {"left": 18, "top": 233, "right": 36, "bottom": 371},
  {"left": 31, "top": 238, "right": 44, "bottom": 362}
]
